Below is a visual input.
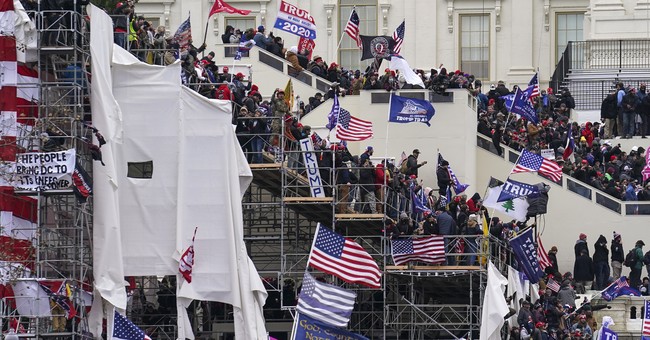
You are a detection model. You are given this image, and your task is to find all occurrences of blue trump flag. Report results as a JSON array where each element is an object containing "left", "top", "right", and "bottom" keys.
[
  {"left": 411, "top": 189, "right": 432, "bottom": 215},
  {"left": 326, "top": 94, "right": 340, "bottom": 130},
  {"left": 508, "top": 228, "right": 542, "bottom": 284},
  {"left": 497, "top": 178, "right": 540, "bottom": 202},
  {"left": 500, "top": 93, "right": 515, "bottom": 109},
  {"left": 601, "top": 276, "right": 641, "bottom": 301},
  {"left": 292, "top": 313, "right": 369, "bottom": 340},
  {"left": 599, "top": 327, "right": 618, "bottom": 340},
  {"left": 388, "top": 93, "right": 435, "bottom": 126},
  {"left": 510, "top": 87, "right": 539, "bottom": 124}
]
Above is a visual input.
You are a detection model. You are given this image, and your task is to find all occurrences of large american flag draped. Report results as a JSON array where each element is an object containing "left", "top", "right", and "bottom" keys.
[
  {"left": 344, "top": 8, "right": 362, "bottom": 49},
  {"left": 536, "top": 234, "right": 553, "bottom": 271},
  {"left": 335, "top": 108, "right": 373, "bottom": 142},
  {"left": 172, "top": 16, "right": 192, "bottom": 52},
  {"left": 511, "top": 149, "right": 562, "bottom": 182},
  {"left": 113, "top": 311, "right": 152, "bottom": 340},
  {"left": 391, "top": 236, "right": 445, "bottom": 265},
  {"left": 641, "top": 300, "right": 650, "bottom": 340},
  {"left": 307, "top": 224, "right": 381, "bottom": 289},
  {"left": 392, "top": 20, "right": 405, "bottom": 55},
  {"left": 296, "top": 272, "right": 356, "bottom": 327}
]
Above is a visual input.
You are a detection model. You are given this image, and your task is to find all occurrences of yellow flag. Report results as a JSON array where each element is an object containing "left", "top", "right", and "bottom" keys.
[
  {"left": 284, "top": 79, "right": 294, "bottom": 111},
  {"left": 482, "top": 211, "right": 489, "bottom": 236}
]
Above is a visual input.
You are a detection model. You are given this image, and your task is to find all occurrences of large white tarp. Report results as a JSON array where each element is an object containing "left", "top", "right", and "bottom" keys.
[{"left": 88, "top": 4, "right": 267, "bottom": 339}]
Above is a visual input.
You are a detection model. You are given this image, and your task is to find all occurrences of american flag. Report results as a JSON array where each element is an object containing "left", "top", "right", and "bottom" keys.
[
  {"left": 393, "top": 20, "right": 406, "bottom": 54},
  {"left": 536, "top": 234, "right": 553, "bottom": 271},
  {"left": 344, "top": 9, "right": 362, "bottom": 49},
  {"left": 392, "top": 20, "right": 405, "bottom": 55},
  {"left": 511, "top": 149, "right": 562, "bottom": 182},
  {"left": 179, "top": 227, "right": 197, "bottom": 283},
  {"left": 296, "top": 272, "right": 356, "bottom": 327},
  {"left": 308, "top": 224, "right": 381, "bottom": 289},
  {"left": 546, "top": 278, "right": 560, "bottom": 293},
  {"left": 336, "top": 108, "right": 373, "bottom": 142},
  {"left": 526, "top": 73, "right": 540, "bottom": 104},
  {"left": 391, "top": 236, "right": 445, "bottom": 265},
  {"left": 643, "top": 300, "right": 650, "bottom": 338},
  {"left": 113, "top": 311, "right": 152, "bottom": 340},
  {"left": 172, "top": 17, "right": 192, "bottom": 52}
]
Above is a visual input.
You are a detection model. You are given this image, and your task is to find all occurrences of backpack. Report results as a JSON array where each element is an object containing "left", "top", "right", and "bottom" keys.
[
  {"left": 643, "top": 250, "right": 650, "bottom": 266},
  {"left": 624, "top": 249, "right": 637, "bottom": 267},
  {"left": 399, "top": 159, "right": 408, "bottom": 174}
]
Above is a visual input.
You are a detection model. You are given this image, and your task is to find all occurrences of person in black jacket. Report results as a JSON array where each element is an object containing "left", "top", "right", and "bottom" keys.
[
  {"left": 601, "top": 91, "right": 618, "bottom": 138},
  {"left": 610, "top": 232, "right": 624, "bottom": 279},
  {"left": 574, "top": 249, "right": 594, "bottom": 293},
  {"left": 359, "top": 158, "right": 377, "bottom": 214},
  {"left": 436, "top": 159, "right": 452, "bottom": 196},
  {"left": 548, "top": 246, "right": 560, "bottom": 274},
  {"left": 592, "top": 235, "right": 610, "bottom": 290},
  {"left": 405, "top": 149, "right": 427, "bottom": 178},
  {"left": 574, "top": 233, "right": 589, "bottom": 259}
]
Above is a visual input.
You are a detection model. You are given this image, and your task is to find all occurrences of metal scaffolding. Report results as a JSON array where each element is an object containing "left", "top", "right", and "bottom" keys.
[{"left": 0, "top": 2, "right": 93, "bottom": 338}]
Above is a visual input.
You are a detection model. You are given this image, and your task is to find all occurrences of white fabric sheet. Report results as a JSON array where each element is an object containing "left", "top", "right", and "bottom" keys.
[
  {"left": 479, "top": 261, "right": 509, "bottom": 340},
  {"left": 88, "top": 4, "right": 267, "bottom": 339}
]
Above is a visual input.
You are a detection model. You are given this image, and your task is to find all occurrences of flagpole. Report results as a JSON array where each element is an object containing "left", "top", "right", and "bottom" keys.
[
  {"left": 383, "top": 93, "right": 392, "bottom": 218},
  {"left": 336, "top": 8, "right": 355, "bottom": 51}
]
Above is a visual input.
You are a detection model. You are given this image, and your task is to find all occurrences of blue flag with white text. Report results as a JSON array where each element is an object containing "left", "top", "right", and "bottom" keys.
[
  {"left": 326, "top": 95, "right": 340, "bottom": 130},
  {"left": 497, "top": 178, "right": 540, "bottom": 202},
  {"left": 389, "top": 93, "right": 435, "bottom": 126},
  {"left": 292, "top": 313, "right": 369, "bottom": 340},
  {"left": 599, "top": 327, "right": 618, "bottom": 340},
  {"left": 510, "top": 87, "right": 539, "bottom": 124},
  {"left": 508, "top": 228, "right": 542, "bottom": 284},
  {"left": 601, "top": 276, "right": 641, "bottom": 301}
]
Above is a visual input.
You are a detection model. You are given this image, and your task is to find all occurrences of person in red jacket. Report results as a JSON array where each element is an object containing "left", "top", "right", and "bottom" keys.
[{"left": 374, "top": 162, "right": 385, "bottom": 213}]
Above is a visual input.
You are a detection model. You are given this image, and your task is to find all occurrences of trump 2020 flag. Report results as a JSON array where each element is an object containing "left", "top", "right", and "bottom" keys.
[
  {"left": 296, "top": 272, "right": 356, "bottom": 327},
  {"left": 497, "top": 178, "right": 540, "bottom": 202},
  {"left": 389, "top": 93, "right": 435, "bottom": 126},
  {"left": 113, "top": 310, "right": 152, "bottom": 340},
  {"left": 179, "top": 227, "right": 198, "bottom": 283},
  {"left": 600, "top": 327, "right": 618, "bottom": 340},
  {"left": 508, "top": 228, "right": 542, "bottom": 284},
  {"left": 601, "top": 276, "right": 640, "bottom": 301},
  {"left": 307, "top": 224, "right": 381, "bottom": 289},
  {"left": 509, "top": 87, "right": 539, "bottom": 124}
]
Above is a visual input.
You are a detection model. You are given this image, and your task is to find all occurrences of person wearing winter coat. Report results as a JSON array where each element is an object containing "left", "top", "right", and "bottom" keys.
[
  {"left": 574, "top": 233, "right": 589, "bottom": 259},
  {"left": 284, "top": 46, "right": 304, "bottom": 73},
  {"left": 592, "top": 235, "right": 610, "bottom": 290},
  {"left": 610, "top": 232, "right": 624, "bottom": 279},
  {"left": 573, "top": 249, "right": 594, "bottom": 293}
]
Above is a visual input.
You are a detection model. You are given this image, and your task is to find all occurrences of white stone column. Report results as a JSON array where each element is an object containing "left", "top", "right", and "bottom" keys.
[{"left": 507, "top": 0, "right": 535, "bottom": 81}]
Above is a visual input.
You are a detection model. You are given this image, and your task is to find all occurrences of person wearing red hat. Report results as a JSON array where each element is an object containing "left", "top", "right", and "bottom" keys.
[
  {"left": 218, "top": 66, "right": 232, "bottom": 83},
  {"left": 232, "top": 71, "right": 252, "bottom": 104},
  {"left": 570, "top": 314, "right": 592, "bottom": 338},
  {"left": 113, "top": 1, "right": 132, "bottom": 48},
  {"left": 575, "top": 233, "right": 589, "bottom": 258}
]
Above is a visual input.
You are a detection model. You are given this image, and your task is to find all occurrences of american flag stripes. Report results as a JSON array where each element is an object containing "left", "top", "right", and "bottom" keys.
[
  {"left": 536, "top": 235, "right": 553, "bottom": 271},
  {"left": 344, "top": 8, "right": 362, "bottom": 49},
  {"left": 335, "top": 108, "right": 373, "bottom": 142},
  {"left": 296, "top": 272, "right": 356, "bottom": 327},
  {"left": 113, "top": 311, "right": 152, "bottom": 340},
  {"left": 527, "top": 73, "right": 539, "bottom": 104},
  {"left": 641, "top": 300, "right": 650, "bottom": 340},
  {"left": 391, "top": 236, "right": 445, "bottom": 265},
  {"left": 392, "top": 20, "right": 405, "bottom": 55},
  {"left": 172, "top": 17, "right": 192, "bottom": 52},
  {"left": 546, "top": 278, "right": 560, "bottom": 293},
  {"left": 511, "top": 149, "right": 563, "bottom": 182},
  {"left": 307, "top": 224, "right": 381, "bottom": 289}
]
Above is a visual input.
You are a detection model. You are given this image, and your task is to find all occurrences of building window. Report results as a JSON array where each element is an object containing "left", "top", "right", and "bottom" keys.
[
  {"left": 127, "top": 161, "right": 154, "bottom": 179},
  {"left": 225, "top": 17, "right": 256, "bottom": 35},
  {"left": 556, "top": 13, "right": 584, "bottom": 63},
  {"left": 339, "top": 0, "right": 377, "bottom": 71},
  {"left": 460, "top": 14, "right": 489, "bottom": 80}
]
